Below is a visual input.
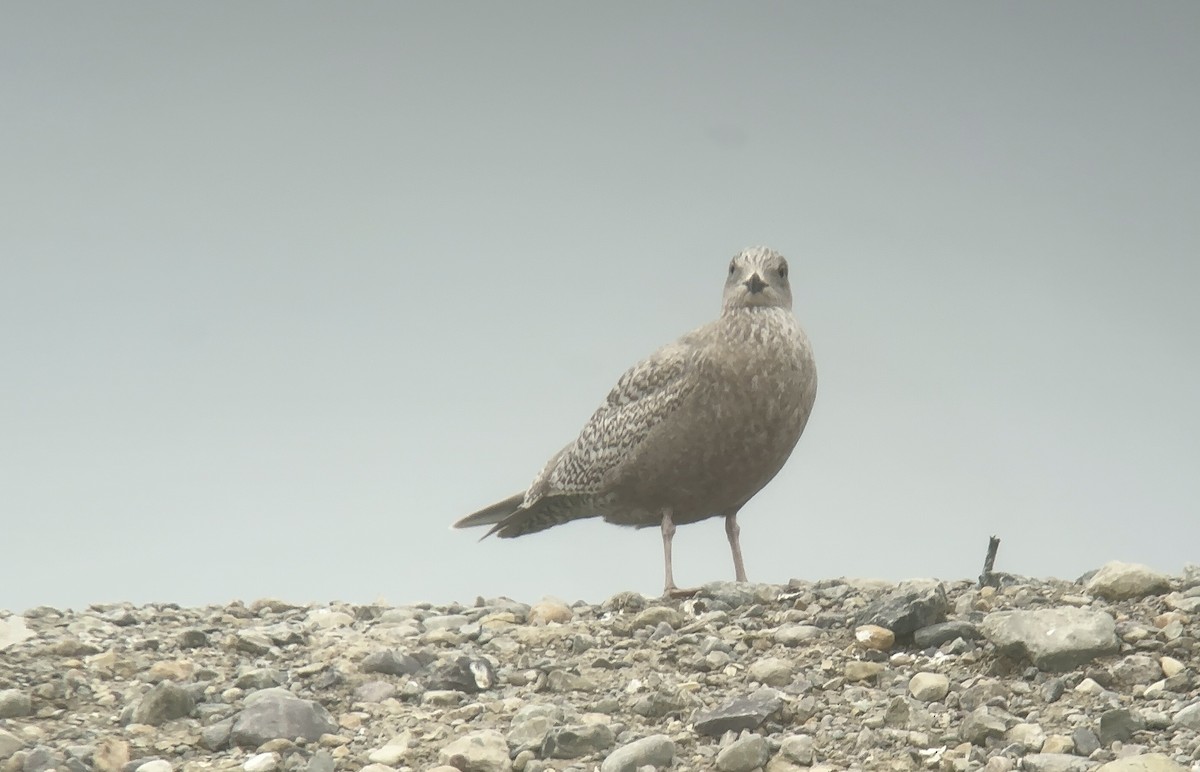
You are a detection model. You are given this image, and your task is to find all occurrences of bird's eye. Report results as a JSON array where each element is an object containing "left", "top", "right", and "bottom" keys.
[
  {"left": 728, "top": 261, "right": 737, "bottom": 275},
  {"left": 778, "top": 264, "right": 788, "bottom": 279}
]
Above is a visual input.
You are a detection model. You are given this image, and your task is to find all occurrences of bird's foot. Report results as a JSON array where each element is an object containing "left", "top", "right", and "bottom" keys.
[{"left": 663, "top": 584, "right": 700, "bottom": 599}]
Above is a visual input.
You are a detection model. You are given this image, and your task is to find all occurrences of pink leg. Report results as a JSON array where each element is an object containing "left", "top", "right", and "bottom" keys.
[
  {"left": 725, "top": 510, "right": 747, "bottom": 582},
  {"left": 661, "top": 508, "right": 678, "bottom": 594}
]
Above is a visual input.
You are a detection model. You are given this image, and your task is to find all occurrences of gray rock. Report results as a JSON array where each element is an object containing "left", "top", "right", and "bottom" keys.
[
  {"left": 546, "top": 670, "right": 597, "bottom": 692},
  {"left": 960, "top": 680, "right": 1008, "bottom": 711},
  {"left": 438, "top": 730, "right": 510, "bottom": 772},
  {"left": 981, "top": 607, "right": 1119, "bottom": 671},
  {"left": 352, "top": 680, "right": 397, "bottom": 703},
  {"left": 20, "top": 746, "right": 59, "bottom": 772},
  {"left": 692, "top": 688, "right": 784, "bottom": 737},
  {"left": 854, "top": 582, "right": 948, "bottom": 636},
  {"left": 630, "top": 689, "right": 687, "bottom": 718},
  {"left": 1094, "top": 754, "right": 1189, "bottom": 771},
  {"left": 1111, "top": 655, "right": 1161, "bottom": 686},
  {"left": 748, "top": 657, "right": 793, "bottom": 687},
  {"left": 235, "top": 669, "right": 284, "bottom": 691},
  {"left": 305, "top": 751, "right": 335, "bottom": 772},
  {"left": 913, "top": 620, "right": 981, "bottom": 648},
  {"left": 1097, "top": 708, "right": 1143, "bottom": 746},
  {"left": 199, "top": 719, "right": 233, "bottom": 751},
  {"left": 716, "top": 734, "right": 768, "bottom": 772},
  {"left": 1007, "top": 723, "right": 1047, "bottom": 752},
  {"left": 0, "top": 689, "right": 33, "bottom": 718},
  {"left": 960, "top": 706, "right": 1007, "bottom": 745},
  {"left": 1084, "top": 562, "right": 1171, "bottom": 600},
  {"left": 507, "top": 716, "right": 556, "bottom": 751},
  {"left": 134, "top": 760, "right": 171, "bottom": 772},
  {"left": 541, "top": 724, "right": 615, "bottom": 759},
  {"left": 773, "top": 624, "right": 822, "bottom": 646},
  {"left": 0, "top": 729, "right": 23, "bottom": 759},
  {"left": 176, "top": 629, "right": 208, "bottom": 649},
  {"left": 1072, "top": 727, "right": 1101, "bottom": 756},
  {"left": 908, "top": 672, "right": 949, "bottom": 702},
  {"left": 361, "top": 649, "right": 423, "bottom": 676},
  {"left": 131, "top": 682, "right": 195, "bottom": 726},
  {"left": 1022, "top": 754, "right": 1099, "bottom": 772},
  {"left": 1171, "top": 701, "right": 1200, "bottom": 731},
  {"left": 599, "top": 734, "right": 675, "bottom": 772},
  {"left": 776, "top": 735, "right": 815, "bottom": 765},
  {"left": 229, "top": 688, "right": 337, "bottom": 747},
  {"left": 422, "top": 614, "right": 470, "bottom": 631}
]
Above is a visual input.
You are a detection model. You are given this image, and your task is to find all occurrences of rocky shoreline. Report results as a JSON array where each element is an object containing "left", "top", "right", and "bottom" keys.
[{"left": 1, "top": 561, "right": 1198, "bottom": 772}]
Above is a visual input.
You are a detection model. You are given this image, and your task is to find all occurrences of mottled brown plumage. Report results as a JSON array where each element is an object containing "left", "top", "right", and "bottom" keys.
[{"left": 454, "top": 246, "right": 817, "bottom": 594}]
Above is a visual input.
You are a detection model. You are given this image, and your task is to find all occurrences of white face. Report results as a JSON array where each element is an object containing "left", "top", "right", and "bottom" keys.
[{"left": 723, "top": 247, "right": 793, "bottom": 310}]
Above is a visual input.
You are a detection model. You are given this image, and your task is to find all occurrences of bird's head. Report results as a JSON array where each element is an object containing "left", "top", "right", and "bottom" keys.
[{"left": 722, "top": 246, "right": 793, "bottom": 311}]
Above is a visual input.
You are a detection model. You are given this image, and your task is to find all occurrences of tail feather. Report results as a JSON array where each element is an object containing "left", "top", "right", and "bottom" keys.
[
  {"left": 484, "top": 494, "right": 596, "bottom": 539},
  {"left": 453, "top": 492, "right": 525, "bottom": 531}
]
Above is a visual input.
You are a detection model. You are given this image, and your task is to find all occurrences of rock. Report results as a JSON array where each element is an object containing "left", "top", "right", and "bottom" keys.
[
  {"left": 1007, "top": 723, "right": 1046, "bottom": 752},
  {"left": 176, "top": 629, "right": 208, "bottom": 648},
  {"left": 960, "top": 706, "right": 1007, "bottom": 745},
  {"left": 631, "top": 607, "right": 685, "bottom": 630},
  {"left": 692, "top": 689, "right": 783, "bottom": 736},
  {"left": 545, "top": 670, "right": 597, "bottom": 692},
  {"left": 599, "top": 734, "right": 674, "bottom": 772},
  {"left": 908, "top": 672, "right": 949, "bottom": 702},
  {"left": 1098, "top": 708, "right": 1144, "bottom": 745},
  {"left": 854, "top": 624, "right": 895, "bottom": 650},
  {"left": 528, "top": 600, "right": 573, "bottom": 625},
  {"left": 1021, "top": 754, "right": 1098, "bottom": 772},
  {"left": 716, "top": 734, "right": 769, "bottom": 772},
  {"left": 243, "top": 752, "right": 280, "bottom": 772},
  {"left": 305, "top": 609, "right": 353, "bottom": 629},
  {"left": 437, "top": 730, "right": 511, "bottom": 772},
  {"left": 131, "top": 682, "right": 194, "bottom": 725},
  {"left": 1042, "top": 735, "right": 1075, "bottom": 755},
  {"left": 844, "top": 661, "right": 885, "bottom": 682},
  {"left": 854, "top": 581, "right": 949, "bottom": 636},
  {"left": 353, "top": 680, "right": 397, "bottom": 703},
  {"left": 913, "top": 620, "right": 981, "bottom": 648},
  {"left": 775, "top": 735, "right": 815, "bottom": 765},
  {"left": 507, "top": 716, "right": 556, "bottom": 750},
  {"left": 981, "top": 607, "right": 1119, "bottom": 671},
  {"left": 1172, "top": 702, "right": 1200, "bottom": 731},
  {"left": 361, "top": 649, "right": 423, "bottom": 676},
  {"left": 1085, "top": 562, "right": 1172, "bottom": 600},
  {"left": 1111, "top": 655, "right": 1161, "bottom": 686},
  {"left": 1159, "top": 656, "right": 1184, "bottom": 678},
  {"left": 135, "top": 761, "right": 172, "bottom": 772},
  {"left": 199, "top": 719, "right": 233, "bottom": 751},
  {"left": 541, "top": 724, "right": 614, "bottom": 758},
  {"left": 230, "top": 688, "right": 337, "bottom": 747},
  {"left": 0, "top": 729, "right": 24, "bottom": 760},
  {"left": 0, "top": 690, "right": 33, "bottom": 718},
  {"left": 367, "top": 733, "right": 410, "bottom": 765},
  {"left": 1072, "top": 727, "right": 1101, "bottom": 756},
  {"left": 748, "top": 657, "right": 794, "bottom": 686},
  {"left": 774, "top": 624, "right": 822, "bottom": 646},
  {"left": 91, "top": 739, "right": 129, "bottom": 772},
  {"left": 1095, "top": 754, "right": 1189, "bottom": 772}
]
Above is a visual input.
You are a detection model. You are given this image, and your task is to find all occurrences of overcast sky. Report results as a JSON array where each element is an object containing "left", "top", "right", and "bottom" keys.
[{"left": 3, "top": 3, "right": 1198, "bottom": 612}]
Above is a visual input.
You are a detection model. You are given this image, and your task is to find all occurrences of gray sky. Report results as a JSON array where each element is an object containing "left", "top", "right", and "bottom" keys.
[{"left": 3, "top": 3, "right": 1198, "bottom": 612}]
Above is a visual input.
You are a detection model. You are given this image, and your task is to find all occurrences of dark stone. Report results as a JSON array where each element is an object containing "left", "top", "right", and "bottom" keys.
[
  {"left": 306, "top": 750, "right": 335, "bottom": 772},
  {"left": 361, "top": 649, "right": 423, "bottom": 676},
  {"left": 229, "top": 688, "right": 337, "bottom": 747},
  {"left": 1071, "top": 727, "right": 1100, "bottom": 756},
  {"left": 1098, "top": 708, "right": 1144, "bottom": 746},
  {"left": 691, "top": 688, "right": 784, "bottom": 737},
  {"left": 235, "top": 669, "right": 284, "bottom": 691},
  {"left": 177, "top": 629, "right": 209, "bottom": 649},
  {"left": 424, "top": 657, "right": 498, "bottom": 693},
  {"left": 1041, "top": 678, "right": 1065, "bottom": 703},
  {"left": 854, "top": 583, "right": 949, "bottom": 636},
  {"left": 914, "top": 621, "right": 981, "bottom": 649},
  {"left": 960, "top": 707, "right": 1007, "bottom": 746},
  {"left": 132, "top": 682, "right": 195, "bottom": 726},
  {"left": 199, "top": 718, "right": 233, "bottom": 751},
  {"left": 540, "top": 724, "right": 615, "bottom": 759}
]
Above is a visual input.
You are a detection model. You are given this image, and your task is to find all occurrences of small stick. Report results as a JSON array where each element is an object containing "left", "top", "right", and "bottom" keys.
[{"left": 978, "top": 535, "right": 1001, "bottom": 588}]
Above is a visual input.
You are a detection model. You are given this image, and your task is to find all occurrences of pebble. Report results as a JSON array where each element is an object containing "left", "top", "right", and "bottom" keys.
[
  {"left": 0, "top": 568, "right": 1194, "bottom": 771},
  {"left": 908, "top": 672, "right": 950, "bottom": 702}
]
